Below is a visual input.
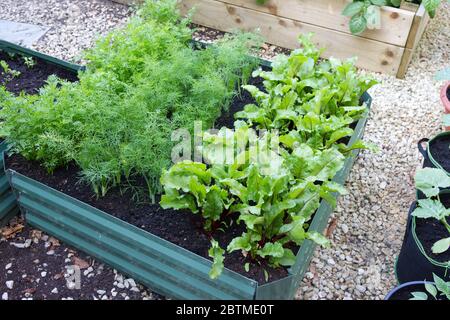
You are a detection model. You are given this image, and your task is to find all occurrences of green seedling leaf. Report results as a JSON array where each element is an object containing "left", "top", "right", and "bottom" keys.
[
  {"left": 425, "top": 282, "right": 438, "bottom": 299},
  {"left": 342, "top": 2, "right": 365, "bottom": 16},
  {"left": 432, "top": 237, "right": 450, "bottom": 254},
  {"left": 410, "top": 292, "right": 428, "bottom": 300},
  {"left": 365, "top": 5, "right": 381, "bottom": 30},
  {"left": 349, "top": 14, "right": 367, "bottom": 35},
  {"left": 415, "top": 168, "right": 450, "bottom": 198},
  {"left": 208, "top": 240, "right": 225, "bottom": 279},
  {"left": 412, "top": 199, "right": 448, "bottom": 220}
]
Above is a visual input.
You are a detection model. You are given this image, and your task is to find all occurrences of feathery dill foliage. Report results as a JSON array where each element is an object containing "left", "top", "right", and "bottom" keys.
[{"left": 0, "top": 0, "right": 259, "bottom": 201}]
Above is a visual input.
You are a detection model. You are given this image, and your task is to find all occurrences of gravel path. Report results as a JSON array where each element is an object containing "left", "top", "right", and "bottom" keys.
[{"left": 0, "top": 0, "right": 449, "bottom": 300}]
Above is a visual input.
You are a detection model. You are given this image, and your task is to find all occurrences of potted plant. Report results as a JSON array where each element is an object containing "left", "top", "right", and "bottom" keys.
[
  {"left": 386, "top": 273, "right": 450, "bottom": 300},
  {"left": 396, "top": 168, "right": 450, "bottom": 283},
  {"left": 436, "top": 68, "right": 450, "bottom": 130}
]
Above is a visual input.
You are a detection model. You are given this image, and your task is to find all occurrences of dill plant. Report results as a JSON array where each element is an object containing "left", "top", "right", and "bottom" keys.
[{"left": 0, "top": 0, "right": 259, "bottom": 201}]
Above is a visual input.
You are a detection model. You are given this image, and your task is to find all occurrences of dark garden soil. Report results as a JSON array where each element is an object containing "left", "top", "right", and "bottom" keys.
[
  {"left": 415, "top": 193, "right": 450, "bottom": 263},
  {"left": 0, "top": 219, "right": 163, "bottom": 300},
  {"left": 0, "top": 50, "right": 78, "bottom": 95},
  {"left": 387, "top": 283, "right": 430, "bottom": 300},
  {"left": 4, "top": 61, "right": 294, "bottom": 284},
  {"left": 429, "top": 134, "right": 450, "bottom": 173}
]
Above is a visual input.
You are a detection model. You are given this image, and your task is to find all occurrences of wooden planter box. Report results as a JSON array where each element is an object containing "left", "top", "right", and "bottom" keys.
[
  {"left": 177, "top": 0, "right": 430, "bottom": 78},
  {"left": 114, "top": 0, "right": 430, "bottom": 77},
  {"left": 1, "top": 40, "right": 372, "bottom": 300}
]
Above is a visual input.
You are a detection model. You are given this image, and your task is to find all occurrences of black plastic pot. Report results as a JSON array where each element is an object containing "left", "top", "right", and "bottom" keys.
[
  {"left": 418, "top": 132, "right": 450, "bottom": 174},
  {"left": 396, "top": 200, "right": 450, "bottom": 283},
  {"left": 385, "top": 281, "right": 435, "bottom": 300}
]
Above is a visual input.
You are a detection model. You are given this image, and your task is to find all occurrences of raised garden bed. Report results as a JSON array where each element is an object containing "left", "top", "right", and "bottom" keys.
[
  {"left": 0, "top": 39, "right": 81, "bottom": 227},
  {"left": 0, "top": 37, "right": 372, "bottom": 299},
  {"left": 175, "top": 0, "right": 430, "bottom": 78}
]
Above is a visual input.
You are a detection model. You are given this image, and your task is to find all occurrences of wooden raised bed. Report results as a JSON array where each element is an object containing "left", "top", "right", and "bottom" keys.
[
  {"left": 179, "top": 0, "right": 430, "bottom": 78},
  {"left": 113, "top": 0, "right": 429, "bottom": 78},
  {"left": 0, "top": 39, "right": 372, "bottom": 299}
]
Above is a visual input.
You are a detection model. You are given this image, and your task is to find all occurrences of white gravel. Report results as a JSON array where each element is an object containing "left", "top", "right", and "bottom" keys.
[
  {"left": 296, "top": 3, "right": 450, "bottom": 300},
  {"left": 0, "top": 0, "right": 449, "bottom": 300}
]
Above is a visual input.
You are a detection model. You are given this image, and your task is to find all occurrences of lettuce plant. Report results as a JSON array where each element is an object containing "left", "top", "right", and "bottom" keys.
[
  {"left": 161, "top": 123, "right": 348, "bottom": 278},
  {"left": 236, "top": 34, "right": 377, "bottom": 154},
  {"left": 412, "top": 168, "right": 450, "bottom": 254}
]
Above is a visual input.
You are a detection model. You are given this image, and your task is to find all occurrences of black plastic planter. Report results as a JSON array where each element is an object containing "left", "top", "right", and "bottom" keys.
[
  {"left": 1, "top": 39, "right": 373, "bottom": 300},
  {"left": 385, "top": 281, "right": 435, "bottom": 300},
  {"left": 396, "top": 200, "right": 450, "bottom": 283},
  {"left": 418, "top": 132, "right": 450, "bottom": 174}
]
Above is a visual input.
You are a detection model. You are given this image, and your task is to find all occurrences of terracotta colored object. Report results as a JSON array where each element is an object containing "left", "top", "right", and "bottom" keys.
[{"left": 441, "top": 81, "right": 450, "bottom": 131}]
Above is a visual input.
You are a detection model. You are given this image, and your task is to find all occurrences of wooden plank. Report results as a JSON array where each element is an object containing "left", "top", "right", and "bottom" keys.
[
  {"left": 400, "top": 1, "right": 419, "bottom": 12},
  {"left": 397, "top": 4, "right": 429, "bottom": 77},
  {"left": 405, "top": 4, "right": 430, "bottom": 49},
  {"left": 214, "top": 0, "right": 415, "bottom": 47},
  {"left": 396, "top": 47, "right": 413, "bottom": 78},
  {"left": 180, "top": 0, "right": 404, "bottom": 75}
]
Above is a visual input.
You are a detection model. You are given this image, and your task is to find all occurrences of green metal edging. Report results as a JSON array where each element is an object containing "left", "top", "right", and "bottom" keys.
[
  {"left": 0, "top": 141, "right": 18, "bottom": 226},
  {"left": 7, "top": 170, "right": 258, "bottom": 300},
  {"left": 0, "top": 39, "right": 84, "bottom": 73}
]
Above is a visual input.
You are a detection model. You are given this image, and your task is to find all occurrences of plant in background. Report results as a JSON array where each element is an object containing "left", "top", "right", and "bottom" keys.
[
  {"left": 412, "top": 168, "right": 450, "bottom": 254},
  {"left": 0, "top": 59, "right": 21, "bottom": 82},
  {"left": 409, "top": 273, "right": 450, "bottom": 300},
  {"left": 22, "top": 56, "right": 36, "bottom": 69},
  {"left": 342, "top": 0, "right": 448, "bottom": 35},
  {"left": 236, "top": 34, "right": 377, "bottom": 155}
]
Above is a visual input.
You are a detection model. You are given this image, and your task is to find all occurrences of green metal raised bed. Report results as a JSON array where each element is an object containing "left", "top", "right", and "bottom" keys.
[
  {"left": 0, "top": 40, "right": 82, "bottom": 227},
  {"left": 0, "top": 39, "right": 372, "bottom": 299},
  {"left": 0, "top": 141, "right": 18, "bottom": 227}
]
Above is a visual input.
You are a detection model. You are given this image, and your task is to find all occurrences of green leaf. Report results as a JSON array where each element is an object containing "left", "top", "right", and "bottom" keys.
[
  {"left": 432, "top": 237, "right": 450, "bottom": 254},
  {"left": 277, "top": 248, "right": 297, "bottom": 266},
  {"left": 307, "top": 231, "right": 330, "bottom": 248},
  {"left": 410, "top": 292, "right": 428, "bottom": 300},
  {"left": 422, "top": 0, "right": 441, "bottom": 18},
  {"left": 203, "top": 186, "right": 225, "bottom": 222},
  {"left": 433, "top": 273, "right": 450, "bottom": 295},
  {"left": 415, "top": 168, "right": 450, "bottom": 198},
  {"left": 342, "top": 2, "right": 365, "bottom": 17},
  {"left": 227, "top": 233, "right": 255, "bottom": 253},
  {"left": 349, "top": 14, "right": 367, "bottom": 35},
  {"left": 365, "top": 5, "right": 381, "bottom": 30},
  {"left": 244, "top": 262, "right": 250, "bottom": 272},
  {"left": 326, "top": 128, "right": 354, "bottom": 147},
  {"left": 370, "top": 0, "right": 387, "bottom": 5},
  {"left": 412, "top": 199, "right": 448, "bottom": 220},
  {"left": 425, "top": 282, "right": 438, "bottom": 299},
  {"left": 257, "top": 242, "right": 284, "bottom": 258},
  {"left": 208, "top": 240, "right": 224, "bottom": 279}
]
